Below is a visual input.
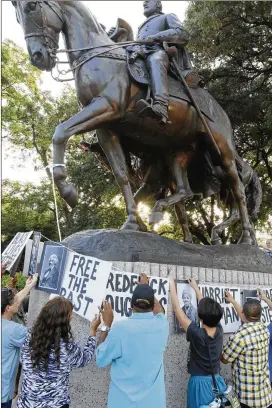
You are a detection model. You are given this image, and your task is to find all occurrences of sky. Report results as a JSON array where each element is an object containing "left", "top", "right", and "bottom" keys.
[{"left": 2, "top": 0, "right": 189, "bottom": 183}]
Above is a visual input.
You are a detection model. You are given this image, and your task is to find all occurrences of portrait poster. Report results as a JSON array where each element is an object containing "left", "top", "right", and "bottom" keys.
[
  {"left": 60, "top": 251, "right": 112, "bottom": 321},
  {"left": 242, "top": 289, "right": 272, "bottom": 326},
  {"left": 23, "top": 232, "right": 43, "bottom": 276},
  {"left": 199, "top": 285, "right": 241, "bottom": 333},
  {"left": 37, "top": 242, "right": 68, "bottom": 294},
  {"left": 1, "top": 231, "right": 33, "bottom": 272},
  {"left": 174, "top": 280, "right": 199, "bottom": 333},
  {"left": 105, "top": 270, "right": 169, "bottom": 323}
]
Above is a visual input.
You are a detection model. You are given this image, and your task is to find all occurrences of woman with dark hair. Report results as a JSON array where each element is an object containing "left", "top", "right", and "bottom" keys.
[
  {"left": 16, "top": 297, "right": 100, "bottom": 408},
  {"left": 170, "top": 278, "right": 227, "bottom": 408}
]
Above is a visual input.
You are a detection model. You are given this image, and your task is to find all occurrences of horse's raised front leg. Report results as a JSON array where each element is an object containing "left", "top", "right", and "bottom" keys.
[
  {"left": 97, "top": 129, "right": 146, "bottom": 232},
  {"left": 150, "top": 152, "right": 194, "bottom": 225},
  {"left": 52, "top": 97, "right": 120, "bottom": 208}
]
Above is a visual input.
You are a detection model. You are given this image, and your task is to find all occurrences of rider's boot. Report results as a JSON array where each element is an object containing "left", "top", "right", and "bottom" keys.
[
  {"left": 137, "top": 99, "right": 169, "bottom": 124},
  {"left": 137, "top": 51, "right": 170, "bottom": 124}
]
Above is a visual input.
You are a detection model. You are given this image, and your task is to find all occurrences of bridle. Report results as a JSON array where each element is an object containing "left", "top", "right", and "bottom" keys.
[
  {"left": 24, "top": 0, "right": 63, "bottom": 58},
  {"left": 20, "top": 0, "right": 150, "bottom": 82},
  {"left": 22, "top": 0, "right": 77, "bottom": 81}
]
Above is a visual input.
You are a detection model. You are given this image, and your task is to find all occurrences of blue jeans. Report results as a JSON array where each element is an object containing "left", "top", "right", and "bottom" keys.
[{"left": 1, "top": 401, "right": 12, "bottom": 408}]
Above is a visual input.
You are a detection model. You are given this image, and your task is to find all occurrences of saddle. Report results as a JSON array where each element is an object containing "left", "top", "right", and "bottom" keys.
[{"left": 108, "top": 18, "right": 215, "bottom": 122}]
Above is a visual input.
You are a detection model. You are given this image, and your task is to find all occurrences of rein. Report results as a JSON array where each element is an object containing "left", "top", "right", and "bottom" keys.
[{"left": 52, "top": 41, "right": 139, "bottom": 82}]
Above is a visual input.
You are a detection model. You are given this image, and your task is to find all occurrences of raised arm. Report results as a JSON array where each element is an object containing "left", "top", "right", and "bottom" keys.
[
  {"left": 225, "top": 290, "right": 245, "bottom": 322},
  {"left": 188, "top": 279, "right": 203, "bottom": 302},
  {"left": 169, "top": 278, "right": 191, "bottom": 332},
  {"left": 14, "top": 273, "right": 38, "bottom": 307},
  {"left": 138, "top": 273, "right": 165, "bottom": 315},
  {"left": 258, "top": 288, "right": 272, "bottom": 309}
]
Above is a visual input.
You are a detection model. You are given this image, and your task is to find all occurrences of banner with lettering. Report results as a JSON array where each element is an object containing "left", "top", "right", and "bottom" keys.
[
  {"left": 2, "top": 231, "right": 33, "bottom": 271},
  {"left": 199, "top": 285, "right": 241, "bottom": 333},
  {"left": 23, "top": 233, "right": 44, "bottom": 277},
  {"left": 60, "top": 251, "right": 112, "bottom": 321},
  {"left": 105, "top": 270, "right": 169, "bottom": 322}
]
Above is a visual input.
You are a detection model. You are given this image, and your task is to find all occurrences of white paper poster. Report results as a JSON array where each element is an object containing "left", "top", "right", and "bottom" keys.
[
  {"left": 23, "top": 237, "right": 44, "bottom": 276},
  {"left": 105, "top": 270, "right": 169, "bottom": 323},
  {"left": 2, "top": 231, "right": 33, "bottom": 271},
  {"left": 199, "top": 285, "right": 241, "bottom": 333},
  {"left": 175, "top": 281, "right": 199, "bottom": 332},
  {"left": 60, "top": 251, "right": 112, "bottom": 321}
]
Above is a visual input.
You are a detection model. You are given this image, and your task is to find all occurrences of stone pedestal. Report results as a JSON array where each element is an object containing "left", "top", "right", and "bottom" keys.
[{"left": 27, "top": 230, "right": 272, "bottom": 408}]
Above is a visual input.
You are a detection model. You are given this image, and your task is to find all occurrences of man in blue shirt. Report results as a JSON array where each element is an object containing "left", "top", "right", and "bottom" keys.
[
  {"left": 96, "top": 273, "right": 169, "bottom": 408},
  {"left": 1, "top": 273, "right": 38, "bottom": 408}
]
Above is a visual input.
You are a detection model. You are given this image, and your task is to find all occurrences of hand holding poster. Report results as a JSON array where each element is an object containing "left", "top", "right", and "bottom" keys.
[
  {"left": 60, "top": 251, "right": 112, "bottom": 321},
  {"left": 105, "top": 270, "right": 169, "bottom": 322},
  {"left": 199, "top": 285, "right": 241, "bottom": 333},
  {"left": 1, "top": 231, "right": 33, "bottom": 271}
]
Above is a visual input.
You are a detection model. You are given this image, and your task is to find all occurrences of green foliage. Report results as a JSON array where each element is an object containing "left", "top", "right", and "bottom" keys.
[
  {"left": 1, "top": 179, "right": 59, "bottom": 242},
  {"left": 183, "top": 1, "right": 272, "bottom": 240},
  {"left": 1, "top": 272, "right": 27, "bottom": 291}
]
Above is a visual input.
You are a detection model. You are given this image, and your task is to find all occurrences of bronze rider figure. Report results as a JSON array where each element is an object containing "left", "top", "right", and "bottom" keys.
[{"left": 136, "top": 0, "right": 191, "bottom": 124}]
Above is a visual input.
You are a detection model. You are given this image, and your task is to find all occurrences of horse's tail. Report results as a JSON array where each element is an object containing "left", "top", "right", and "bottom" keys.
[{"left": 246, "top": 170, "right": 262, "bottom": 222}]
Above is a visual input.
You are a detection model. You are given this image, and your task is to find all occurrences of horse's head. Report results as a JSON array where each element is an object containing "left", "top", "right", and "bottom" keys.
[{"left": 12, "top": 0, "right": 64, "bottom": 71}]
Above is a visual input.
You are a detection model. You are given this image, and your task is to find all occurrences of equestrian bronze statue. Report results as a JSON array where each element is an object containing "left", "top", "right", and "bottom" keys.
[{"left": 13, "top": 0, "right": 261, "bottom": 245}]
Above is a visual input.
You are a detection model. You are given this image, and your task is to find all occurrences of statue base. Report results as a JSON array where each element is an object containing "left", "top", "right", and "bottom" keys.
[
  {"left": 27, "top": 229, "right": 272, "bottom": 408},
  {"left": 64, "top": 229, "right": 272, "bottom": 273}
]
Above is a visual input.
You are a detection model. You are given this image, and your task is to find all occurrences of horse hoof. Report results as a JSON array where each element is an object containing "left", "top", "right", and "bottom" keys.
[
  {"left": 149, "top": 211, "right": 164, "bottom": 225},
  {"left": 121, "top": 216, "right": 140, "bottom": 231},
  {"left": 238, "top": 237, "right": 253, "bottom": 245},
  {"left": 53, "top": 166, "right": 66, "bottom": 181},
  {"left": 62, "top": 184, "right": 78, "bottom": 208},
  {"left": 184, "top": 238, "right": 193, "bottom": 244},
  {"left": 211, "top": 238, "right": 223, "bottom": 245}
]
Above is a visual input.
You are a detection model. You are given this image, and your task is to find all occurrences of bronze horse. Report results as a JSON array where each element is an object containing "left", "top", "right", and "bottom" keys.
[{"left": 13, "top": 0, "right": 256, "bottom": 244}]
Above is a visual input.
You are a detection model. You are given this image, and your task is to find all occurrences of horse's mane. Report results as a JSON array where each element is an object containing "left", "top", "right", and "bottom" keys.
[{"left": 60, "top": 1, "right": 105, "bottom": 34}]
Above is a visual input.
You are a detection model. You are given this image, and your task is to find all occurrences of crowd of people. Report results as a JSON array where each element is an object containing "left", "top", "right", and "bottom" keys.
[{"left": 1, "top": 266, "right": 272, "bottom": 408}]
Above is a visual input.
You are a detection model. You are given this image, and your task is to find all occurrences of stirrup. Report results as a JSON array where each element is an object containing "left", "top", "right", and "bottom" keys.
[{"left": 136, "top": 100, "right": 170, "bottom": 124}]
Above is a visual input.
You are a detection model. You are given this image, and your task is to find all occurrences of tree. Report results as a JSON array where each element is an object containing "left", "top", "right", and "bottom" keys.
[
  {"left": 1, "top": 180, "right": 59, "bottom": 243},
  {"left": 182, "top": 1, "right": 272, "bottom": 241}
]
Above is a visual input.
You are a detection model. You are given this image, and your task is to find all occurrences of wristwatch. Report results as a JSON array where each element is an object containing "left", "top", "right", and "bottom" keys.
[{"left": 100, "top": 324, "right": 111, "bottom": 333}]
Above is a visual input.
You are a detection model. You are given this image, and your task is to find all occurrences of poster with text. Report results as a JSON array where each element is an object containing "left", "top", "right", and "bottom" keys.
[
  {"left": 22, "top": 232, "right": 43, "bottom": 276},
  {"left": 1, "top": 231, "right": 33, "bottom": 272},
  {"left": 174, "top": 281, "right": 199, "bottom": 333},
  {"left": 60, "top": 251, "right": 112, "bottom": 321},
  {"left": 242, "top": 289, "right": 272, "bottom": 325},
  {"left": 199, "top": 284, "right": 241, "bottom": 333},
  {"left": 37, "top": 242, "right": 67, "bottom": 294},
  {"left": 105, "top": 270, "right": 169, "bottom": 323}
]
